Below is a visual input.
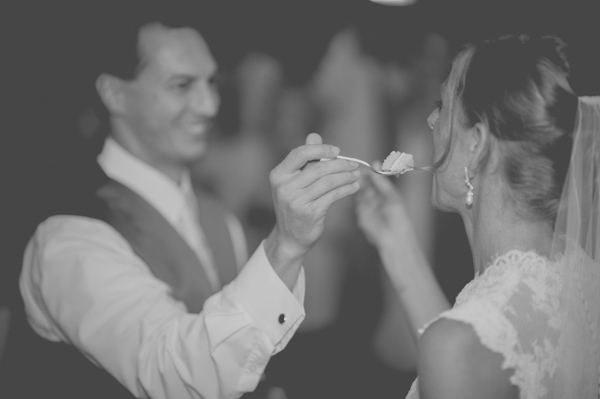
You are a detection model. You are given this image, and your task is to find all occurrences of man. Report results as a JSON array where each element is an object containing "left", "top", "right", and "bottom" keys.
[{"left": 11, "top": 7, "right": 360, "bottom": 399}]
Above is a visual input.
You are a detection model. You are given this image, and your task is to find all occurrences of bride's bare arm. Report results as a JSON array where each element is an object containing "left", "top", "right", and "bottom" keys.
[
  {"left": 356, "top": 172, "right": 449, "bottom": 343},
  {"left": 375, "top": 223, "right": 450, "bottom": 343}
]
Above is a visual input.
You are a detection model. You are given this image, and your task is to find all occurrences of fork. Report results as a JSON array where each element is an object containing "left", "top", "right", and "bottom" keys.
[{"left": 331, "top": 155, "right": 432, "bottom": 175}]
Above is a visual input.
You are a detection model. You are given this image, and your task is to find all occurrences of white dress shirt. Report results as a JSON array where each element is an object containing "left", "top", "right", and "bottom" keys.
[{"left": 20, "top": 138, "right": 305, "bottom": 399}]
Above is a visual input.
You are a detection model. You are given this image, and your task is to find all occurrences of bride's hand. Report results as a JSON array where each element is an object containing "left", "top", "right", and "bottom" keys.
[{"left": 355, "top": 163, "right": 416, "bottom": 250}]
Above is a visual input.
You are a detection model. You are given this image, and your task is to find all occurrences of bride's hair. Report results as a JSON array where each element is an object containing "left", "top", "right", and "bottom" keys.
[{"left": 445, "top": 35, "right": 579, "bottom": 224}]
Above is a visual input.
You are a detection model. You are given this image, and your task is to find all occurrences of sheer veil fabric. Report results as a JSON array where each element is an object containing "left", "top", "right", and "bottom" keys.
[
  {"left": 548, "top": 96, "right": 600, "bottom": 398},
  {"left": 551, "top": 96, "right": 600, "bottom": 260}
]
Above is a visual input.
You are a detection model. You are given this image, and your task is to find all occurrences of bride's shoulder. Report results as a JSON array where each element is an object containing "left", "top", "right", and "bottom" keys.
[
  {"left": 415, "top": 248, "right": 576, "bottom": 399},
  {"left": 418, "top": 318, "right": 519, "bottom": 399},
  {"left": 449, "top": 250, "right": 562, "bottom": 324}
]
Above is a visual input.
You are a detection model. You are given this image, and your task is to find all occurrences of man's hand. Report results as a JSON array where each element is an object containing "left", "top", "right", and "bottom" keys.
[{"left": 264, "top": 133, "right": 360, "bottom": 289}]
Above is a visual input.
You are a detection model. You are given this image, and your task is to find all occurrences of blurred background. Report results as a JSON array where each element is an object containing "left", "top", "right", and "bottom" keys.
[{"left": 3, "top": 0, "right": 600, "bottom": 397}]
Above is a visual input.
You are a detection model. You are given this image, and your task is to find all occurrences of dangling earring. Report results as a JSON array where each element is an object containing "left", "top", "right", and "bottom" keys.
[{"left": 464, "top": 167, "right": 474, "bottom": 208}]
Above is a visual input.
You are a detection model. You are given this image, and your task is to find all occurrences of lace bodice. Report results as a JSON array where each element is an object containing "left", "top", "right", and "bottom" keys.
[{"left": 406, "top": 248, "right": 600, "bottom": 399}]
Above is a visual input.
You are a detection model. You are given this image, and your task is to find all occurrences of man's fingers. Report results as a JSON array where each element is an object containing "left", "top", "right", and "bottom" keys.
[
  {"left": 295, "top": 158, "right": 359, "bottom": 189},
  {"left": 311, "top": 180, "right": 361, "bottom": 213},
  {"left": 300, "top": 169, "right": 361, "bottom": 203},
  {"left": 274, "top": 144, "right": 341, "bottom": 176},
  {"left": 301, "top": 133, "right": 325, "bottom": 170}
]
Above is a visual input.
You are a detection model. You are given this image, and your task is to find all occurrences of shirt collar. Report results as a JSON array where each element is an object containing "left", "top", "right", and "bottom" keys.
[{"left": 97, "top": 137, "right": 191, "bottom": 226}]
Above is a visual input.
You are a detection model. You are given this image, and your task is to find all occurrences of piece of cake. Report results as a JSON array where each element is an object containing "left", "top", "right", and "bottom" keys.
[{"left": 381, "top": 151, "right": 414, "bottom": 174}]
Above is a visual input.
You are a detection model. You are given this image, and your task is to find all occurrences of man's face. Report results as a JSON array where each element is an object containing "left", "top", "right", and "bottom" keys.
[{"left": 118, "top": 23, "right": 220, "bottom": 175}]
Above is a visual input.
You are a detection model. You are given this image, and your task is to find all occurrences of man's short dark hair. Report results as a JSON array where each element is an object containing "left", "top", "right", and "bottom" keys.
[{"left": 95, "top": 2, "right": 202, "bottom": 80}]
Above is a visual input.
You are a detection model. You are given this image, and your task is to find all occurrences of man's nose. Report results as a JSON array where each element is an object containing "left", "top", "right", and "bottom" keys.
[{"left": 189, "top": 83, "right": 219, "bottom": 116}]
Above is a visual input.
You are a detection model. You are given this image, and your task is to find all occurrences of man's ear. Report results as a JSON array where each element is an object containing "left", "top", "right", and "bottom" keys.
[
  {"left": 466, "top": 122, "right": 491, "bottom": 174},
  {"left": 95, "top": 74, "right": 127, "bottom": 114}
]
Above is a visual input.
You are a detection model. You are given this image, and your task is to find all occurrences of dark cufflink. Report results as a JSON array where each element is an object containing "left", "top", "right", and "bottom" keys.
[{"left": 278, "top": 314, "right": 286, "bottom": 324}]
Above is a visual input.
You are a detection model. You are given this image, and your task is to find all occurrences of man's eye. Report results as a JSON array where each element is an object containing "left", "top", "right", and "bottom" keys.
[
  {"left": 170, "top": 80, "right": 193, "bottom": 92},
  {"left": 175, "top": 82, "right": 192, "bottom": 91},
  {"left": 208, "top": 73, "right": 226, "bottom": 88}
]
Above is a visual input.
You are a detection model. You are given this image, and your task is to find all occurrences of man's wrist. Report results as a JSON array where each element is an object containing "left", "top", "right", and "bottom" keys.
[{"left": 264, "top": 228, "right": 304, "bottom": 291}]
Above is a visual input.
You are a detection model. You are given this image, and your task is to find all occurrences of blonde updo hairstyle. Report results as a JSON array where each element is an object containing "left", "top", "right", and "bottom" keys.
[{"left": 440, "top": 35, "right": 579, "bottom": 225}]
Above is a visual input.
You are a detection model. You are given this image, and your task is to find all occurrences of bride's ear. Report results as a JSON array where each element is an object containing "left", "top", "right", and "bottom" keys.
[{"left": 466, "top": 122, "right": 492, "bottom": 174}]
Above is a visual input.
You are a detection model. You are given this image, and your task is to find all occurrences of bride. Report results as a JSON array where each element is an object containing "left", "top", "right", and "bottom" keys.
[{"left": 356, "top": 34, "right": 600, "bottom": 398}]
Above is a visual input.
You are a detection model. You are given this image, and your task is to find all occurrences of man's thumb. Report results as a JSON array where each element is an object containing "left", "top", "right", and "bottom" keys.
[{"left": 305, "top": 132, "right": 322, "bottom": 145}]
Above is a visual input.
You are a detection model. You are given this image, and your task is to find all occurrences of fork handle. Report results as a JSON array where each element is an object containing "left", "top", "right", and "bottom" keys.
[
  {"left": 323, "top": 155, "right": 431, "bottom": 172},
  {"left": 333, "top": 155, "right": 373, "bottom": 169}
]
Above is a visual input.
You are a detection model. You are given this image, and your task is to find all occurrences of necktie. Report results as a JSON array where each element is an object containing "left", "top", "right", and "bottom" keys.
[{"left": 178, "top": 187, "right": 221, "bottom": 292}]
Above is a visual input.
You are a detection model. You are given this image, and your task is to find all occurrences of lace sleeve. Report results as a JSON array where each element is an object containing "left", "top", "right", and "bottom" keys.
[{"left": 421, "top": 250, "right": 562, "bottom": 398}]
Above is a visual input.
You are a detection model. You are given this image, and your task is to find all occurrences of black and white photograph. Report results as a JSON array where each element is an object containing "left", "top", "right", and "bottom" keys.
[{"left": 3, "top": 1, "right": 600, "bottom": 398}]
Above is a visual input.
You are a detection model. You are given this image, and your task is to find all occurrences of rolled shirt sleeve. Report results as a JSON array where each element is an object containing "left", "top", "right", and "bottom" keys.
[{"left": 20, "top": 216, "right": 305, "bottom": 399}]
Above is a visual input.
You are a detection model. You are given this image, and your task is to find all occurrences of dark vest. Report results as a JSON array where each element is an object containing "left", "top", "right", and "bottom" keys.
[
  {"left": 1, "top": 172, "right": 242, "bottom": 399},
  {"left": 96, "top": 178, "right": 239, "bottom": 312}
]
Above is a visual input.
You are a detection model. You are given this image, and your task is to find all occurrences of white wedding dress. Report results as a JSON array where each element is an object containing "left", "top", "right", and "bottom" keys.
[{"left": 406, "top": 248, "right": 600, "bottom": 399}]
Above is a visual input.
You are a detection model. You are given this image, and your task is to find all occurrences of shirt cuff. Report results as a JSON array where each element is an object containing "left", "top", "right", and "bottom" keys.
[{"left": 233, "top": 241, "right": 305, "bottom": 352}]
